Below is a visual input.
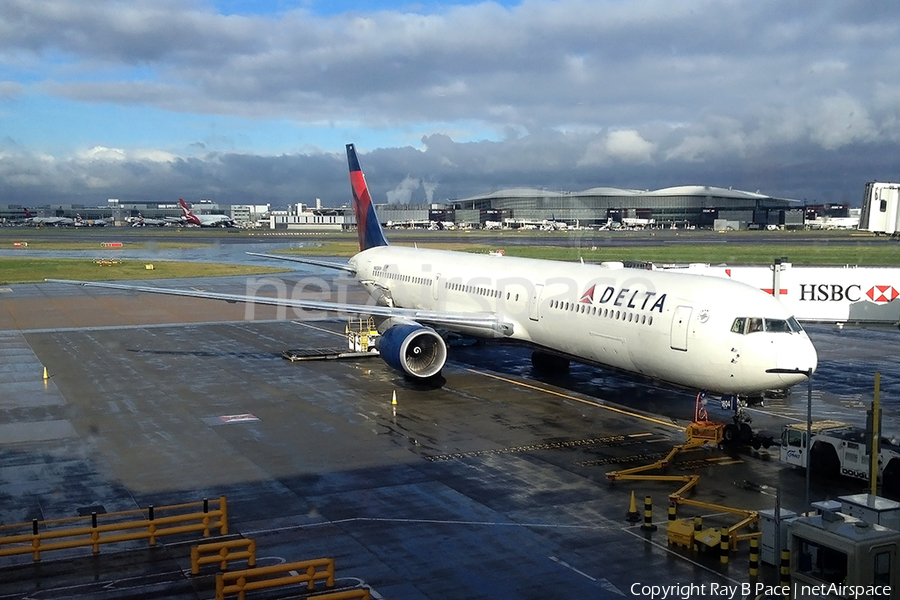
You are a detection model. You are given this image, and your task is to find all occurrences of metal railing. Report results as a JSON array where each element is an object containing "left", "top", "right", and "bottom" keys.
[
  {"left": 215, "top": 557, "right": 336, "bottom": 599},
  {"left": 191, "top": 537, "right": 256, "bottom": 575},
  {"left": 0, "top": 496, "right": 228, "bottom": 561}
]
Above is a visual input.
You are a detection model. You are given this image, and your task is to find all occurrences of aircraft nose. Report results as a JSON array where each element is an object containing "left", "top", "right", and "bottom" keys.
[{"left": 771, "top": 337, "right": 818, "bottom": 386}]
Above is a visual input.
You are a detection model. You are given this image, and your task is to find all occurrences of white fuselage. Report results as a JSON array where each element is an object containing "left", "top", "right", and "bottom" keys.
[{"left": 350, "top": 246, "right": 818, "bottom": 395}]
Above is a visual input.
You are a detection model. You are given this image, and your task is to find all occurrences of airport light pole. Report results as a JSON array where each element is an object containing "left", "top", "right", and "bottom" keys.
[{"left": 805, "top": 369, "right": 812, "bottom": 510}]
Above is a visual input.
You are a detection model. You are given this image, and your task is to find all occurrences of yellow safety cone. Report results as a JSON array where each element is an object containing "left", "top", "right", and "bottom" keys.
[
  {"left": 391, "top": 390, "right": 398, "bottom": 405},
  {"left": 42, "top": 366, "right": 48, "bottom": 380},
  {"left": 626, "top": 491, "right": 641, "bottom": 522}
]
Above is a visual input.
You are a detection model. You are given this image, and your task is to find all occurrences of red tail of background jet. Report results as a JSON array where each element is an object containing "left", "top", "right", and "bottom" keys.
[{"left": 178, "top": 199, "right": 202, "bottom": 226}]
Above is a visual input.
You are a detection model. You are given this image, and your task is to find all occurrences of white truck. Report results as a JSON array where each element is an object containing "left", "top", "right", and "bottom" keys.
[{"left": 780, "top": 421, "right": 900, "bottom": 498}]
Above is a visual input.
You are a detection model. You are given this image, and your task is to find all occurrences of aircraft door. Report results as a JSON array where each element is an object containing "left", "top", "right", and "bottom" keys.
[
  {"left": 529, "top": 284, "right": 544, "bottom": 321},
  {"left": 432, "top": 274, "right": 441, "bottom": 301},
  {"left": 670, "top": 305, "right": 692, "bottom": 351}
]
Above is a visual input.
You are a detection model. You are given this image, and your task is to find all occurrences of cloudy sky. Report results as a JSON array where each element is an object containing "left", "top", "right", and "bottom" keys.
[{"left": 0, "top": 0, "right": 897, "bottom": 207}]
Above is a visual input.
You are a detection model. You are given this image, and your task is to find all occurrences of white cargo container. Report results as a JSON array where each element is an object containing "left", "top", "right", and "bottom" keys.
[{"left": 859, "top": 181, "right": 900, "bottom": 235}]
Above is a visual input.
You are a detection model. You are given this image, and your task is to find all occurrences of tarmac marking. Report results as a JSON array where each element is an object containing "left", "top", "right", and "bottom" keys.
[
  {"left": 465, "top": 368, "right": 682, "bottom": 430},
  {"left": 244, "top": 516, "right": 622, "bottom": 538},
  {"left": 621, "top": 527, "right": 743, "bottom": 587},
  {"left": 550, "top": 561, "right": 627, "bottom": 597},
  {"left": 675, "top": 456, "right": 745, "bottom": 470},
  {"left": 425, "top": 434, "right": 666, "bottom": 461},
  {"left": 576, "top": 445, "right": 715, "bottom": 468},
  {"left": 575, "top": 451, "right": 669, "bottom": 468},
  {"left": 548, "top": 555, "right": 597, "bottom": 582}
]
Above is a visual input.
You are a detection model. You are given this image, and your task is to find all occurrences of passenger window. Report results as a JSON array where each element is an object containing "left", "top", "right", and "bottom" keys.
[
  {"left": 747, "top": 318, "right": 763, "bottom": 333},
  {"left": 731, "top": 317, "right": 746, "bottom": 334}
]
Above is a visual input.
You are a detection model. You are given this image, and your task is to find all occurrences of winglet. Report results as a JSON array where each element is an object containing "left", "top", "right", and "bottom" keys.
[{"left": 347, "top": 144, "right": 389, "bottom": 251}]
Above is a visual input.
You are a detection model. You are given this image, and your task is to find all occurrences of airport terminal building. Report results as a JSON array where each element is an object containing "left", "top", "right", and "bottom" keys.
[{"left": 448, "top": 185, "right": 804, "bottom": 229}]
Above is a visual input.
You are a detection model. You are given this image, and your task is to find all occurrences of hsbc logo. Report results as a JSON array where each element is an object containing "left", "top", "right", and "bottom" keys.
[
  {"left": 867, "top": 285, "right": 900, "bottom": 303},
  {"left": 799, "top": 283, "right": 900, "bottom": 303}
]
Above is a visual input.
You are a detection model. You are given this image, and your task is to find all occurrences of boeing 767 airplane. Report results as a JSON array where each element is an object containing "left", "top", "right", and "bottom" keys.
[{"left": 49, "top": 144, "right": 817, "bottom": 397}]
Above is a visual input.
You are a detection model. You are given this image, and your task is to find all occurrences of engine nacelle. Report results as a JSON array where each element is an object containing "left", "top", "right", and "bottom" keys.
[{"left": 377, "top": 323, "right": 447, "bottom": 379}]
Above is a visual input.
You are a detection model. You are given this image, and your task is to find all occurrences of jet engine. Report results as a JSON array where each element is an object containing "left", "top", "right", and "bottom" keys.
[{"left": 377, "top": 323, "right": 447, "bottom": 379}]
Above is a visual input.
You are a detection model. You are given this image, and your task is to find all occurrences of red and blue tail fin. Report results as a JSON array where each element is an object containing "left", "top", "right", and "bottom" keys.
[{"left": 347, "top": 144, "right": 389, "bottom": 251}]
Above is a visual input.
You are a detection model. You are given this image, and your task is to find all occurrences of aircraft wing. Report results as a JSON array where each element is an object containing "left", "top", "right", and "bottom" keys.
[
  {"left": 44, "top": 279, "right": 505, "bottom": 332},
  {"left": 245, "top": 252, "right": 357, "bottom": 274}
]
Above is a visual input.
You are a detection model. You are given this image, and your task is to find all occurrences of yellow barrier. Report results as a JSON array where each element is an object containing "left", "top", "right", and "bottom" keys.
[
  {"left": 216, "top": 557, "right": 335, "bottom": 600},
  {"left": 0, "top": 496, "right": 227, "bottom": 562},
  {"left": 191, "top": 538, "right": 256, "bottom": 575}
]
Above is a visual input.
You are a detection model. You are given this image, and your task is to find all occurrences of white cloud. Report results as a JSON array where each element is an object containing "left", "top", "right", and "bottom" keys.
[
  {"left": 80, "top": 146, "right": 127, "bottom": 161},
  {"left": 579, "top": 130, "right": 656, "bottom": 165},
  {"left": 76, "top": 146, "right": 177, "bottom": 163},
  {"left": 809, "top": 94, "right": 878, "bottom": 150},
  {"left": 605, "top": 130, "right": 656, "bottom": 163}
]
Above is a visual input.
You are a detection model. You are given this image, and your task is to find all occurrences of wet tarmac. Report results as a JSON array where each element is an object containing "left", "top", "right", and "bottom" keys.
[{"left": 0, "top": 273, "right": 896, "bottom": 600}]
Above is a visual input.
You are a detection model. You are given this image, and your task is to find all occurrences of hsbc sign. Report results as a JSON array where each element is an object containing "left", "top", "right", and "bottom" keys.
[
  {"left": 659, "top": 263, "right": 900, "bottom": 324},
  {"left": 799, "top": 284, "right": 900, "bottom": 303}
]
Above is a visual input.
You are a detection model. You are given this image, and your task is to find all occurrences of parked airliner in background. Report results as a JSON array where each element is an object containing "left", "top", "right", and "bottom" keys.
[
  {"left": 178, "top": 199, "right": 235, "bottom": 228},
  {"left": 49, "top": 144, "right": 817, "bottom": 397},
  {"left": 24, "top": 208, "right": 75, "bottom": 226},
  {"left": 126, "top": 213, "right": 179, "bottom": 227},
  {"left": 73, "top": 214, "right": 111, "bottom": 227}
]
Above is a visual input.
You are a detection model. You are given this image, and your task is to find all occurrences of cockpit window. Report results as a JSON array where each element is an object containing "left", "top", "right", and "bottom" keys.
[
  {"left": 765, "top": 318, "right": 792, "bottom": 333},
  {"left": 731, "top": 316, "right": 803, "bottom": 334}
]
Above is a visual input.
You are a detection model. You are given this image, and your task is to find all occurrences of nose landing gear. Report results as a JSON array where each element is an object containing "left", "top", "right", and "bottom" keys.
[{"left": 689, "top": 391, "right": 773, "bottom": 449}]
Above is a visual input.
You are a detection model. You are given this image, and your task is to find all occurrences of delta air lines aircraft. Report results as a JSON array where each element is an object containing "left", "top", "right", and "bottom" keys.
[{"left": 49, "top": 144, "right": 817, "bottom": 397}]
